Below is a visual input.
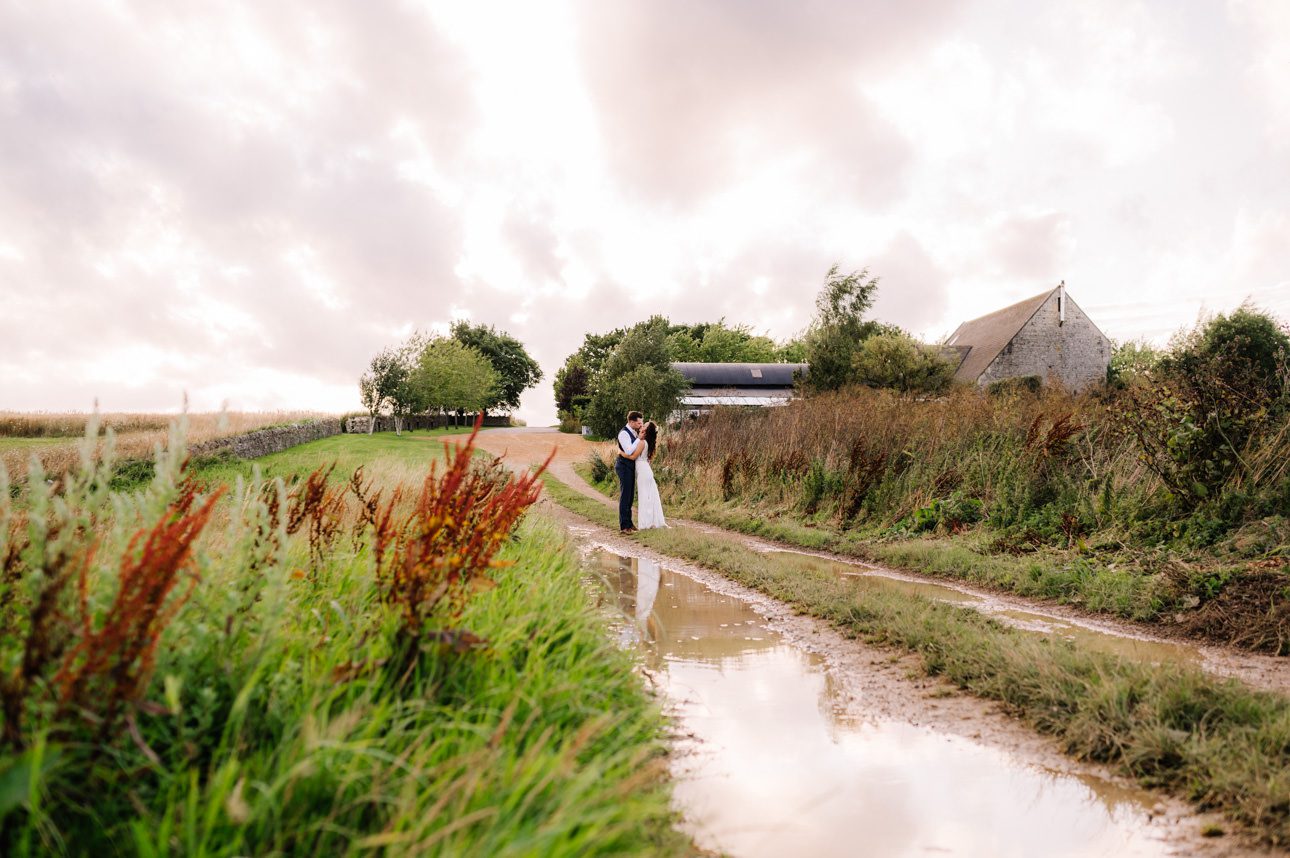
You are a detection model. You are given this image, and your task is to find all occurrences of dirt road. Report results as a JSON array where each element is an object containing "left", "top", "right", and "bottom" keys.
[
  {"left": 475, "top": 427, "right": 1289, "bottom": 696},
  {"left": 474, "top": 427, "right": 1268, "bottom": 856}
]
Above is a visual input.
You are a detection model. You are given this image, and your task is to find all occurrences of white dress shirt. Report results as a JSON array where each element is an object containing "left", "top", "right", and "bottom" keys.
[{"left": 617, "top": 425, "right": 638, "bottom": 456}]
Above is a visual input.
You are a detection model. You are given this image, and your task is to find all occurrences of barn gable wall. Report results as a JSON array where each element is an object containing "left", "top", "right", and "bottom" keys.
[{"left": 977, "top": 291, "right": 1110, "bottom": 392}]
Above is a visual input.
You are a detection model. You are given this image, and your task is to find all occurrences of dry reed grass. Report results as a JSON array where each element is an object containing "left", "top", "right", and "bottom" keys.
[{"left": 663, "top": 386, "right": 1146, "bottom": 528}]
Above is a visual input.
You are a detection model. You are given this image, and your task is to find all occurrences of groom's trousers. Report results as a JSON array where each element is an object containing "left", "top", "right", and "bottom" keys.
[{"left": 615, "top": 454, "right": 636, "bottom": 530}]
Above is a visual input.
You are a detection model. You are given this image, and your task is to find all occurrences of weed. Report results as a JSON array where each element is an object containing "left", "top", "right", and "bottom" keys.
[
  {"left": 53, "top": 481, "right": 223, "bottom": 742},
  {"left": 371, "top": 420, "right": 550, "bottom": 645}
]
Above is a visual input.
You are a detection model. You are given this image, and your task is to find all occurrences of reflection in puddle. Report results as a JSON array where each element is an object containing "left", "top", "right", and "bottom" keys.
[
  {"left": 763, "top": 550, "right": 1200, "bottom": 668},
  {"left": 593, "top": 550, "right": 1176, "bottom": 858}
]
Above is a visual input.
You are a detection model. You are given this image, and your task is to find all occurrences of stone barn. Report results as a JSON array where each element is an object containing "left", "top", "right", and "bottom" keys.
[{"left": 943, "top": 283, "right": 1111, "bottom": 392}]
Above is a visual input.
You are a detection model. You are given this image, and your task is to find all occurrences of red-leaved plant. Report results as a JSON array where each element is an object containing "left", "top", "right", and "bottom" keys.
[
  {"left": 52, "top": 481, "right": 223, "bottom": 741},
  {"left": 371, "top": 416, "right": 550, "bottom": 648}
]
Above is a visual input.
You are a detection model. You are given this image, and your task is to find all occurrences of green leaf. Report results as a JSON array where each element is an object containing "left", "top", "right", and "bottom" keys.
[{"left": 0, "top": 746, "right": 61, "bottom": 821}]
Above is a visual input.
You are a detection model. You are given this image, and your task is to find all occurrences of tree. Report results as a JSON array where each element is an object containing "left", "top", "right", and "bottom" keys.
[
  {"left": 358, "top": 346, "right": 406, "bottom": 434},
  {"left": 449, "top": 321, "right": 542, "bottom": 413},
  {"left": 555, "top": 315, "right": 801, "bottom": 429},
  {"left": 775, "top": 337, "right": 808, "bottom": 363},
  {"left": 696, "top": 322, "right": 777, "bottom": 363},
  {"left": 387, "top": 333, "right": 430, "bottom": 435},
  {"left": 851, "top": 332, "right": 955, "bottom": 394},
  {"left": 585, "top": 365, "right": 690, "bottom": 439},
  {"left": 553, "top": 356, "right": 591, "bottom": 418},
  {"left": 412, "top": 338, "right": 499, "bottom": 426},
  {"left": 1106, "top": 339, "right": 1163, "bottom": 388},
  {"left": 803, "top": 265, "right": 889, "bottom": 392},
  {"left": 1163, "top": 305, "right": 1289, "bottom": 406},
  {"left": 584, "top": 322, "right": 690, "bottom": 437}
]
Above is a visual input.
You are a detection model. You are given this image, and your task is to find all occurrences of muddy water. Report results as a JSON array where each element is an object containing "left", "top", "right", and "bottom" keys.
[
  {"left": 592, "top": 549, "right": 1182, "bottom": 858},
  {"left": 763, "top": 550, "right": 1203, "bottom": 668}
]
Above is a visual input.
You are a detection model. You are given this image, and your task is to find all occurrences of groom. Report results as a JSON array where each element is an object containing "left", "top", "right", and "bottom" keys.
[{"left": 615, "top": 411, "right": 645, "bottom": 533}]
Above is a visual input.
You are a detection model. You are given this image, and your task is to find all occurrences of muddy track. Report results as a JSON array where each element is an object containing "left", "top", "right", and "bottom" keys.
[
  {"left": 467, "top": 430, "right": 1269, "bottom": 856},
  {"left": 474, "top": 427, "right": 1290, "bottom": 696}
]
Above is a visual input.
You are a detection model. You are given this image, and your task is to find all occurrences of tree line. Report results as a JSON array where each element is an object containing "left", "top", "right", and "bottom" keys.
[
  {"left": 553, "top": 267, "right": 962, "bottom": 437},
  {"left": 553, "top": 319, "right": 806, "bottom": 438},
  {"left": 359, "top": 322, "right": 542, "bottom": 433}
]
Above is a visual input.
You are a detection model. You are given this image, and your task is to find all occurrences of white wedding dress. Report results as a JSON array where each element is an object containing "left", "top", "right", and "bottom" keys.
[{"left": 636, "top": 452, "right": 668, "bottom": 529}]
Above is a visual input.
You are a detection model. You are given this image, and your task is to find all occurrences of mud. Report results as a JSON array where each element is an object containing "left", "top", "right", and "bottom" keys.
[{"left": 569, "top": 523, "right": 1260, "bottom": 856}]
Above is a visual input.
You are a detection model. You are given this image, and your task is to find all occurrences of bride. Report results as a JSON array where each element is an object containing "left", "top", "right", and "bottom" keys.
[{"left": 629, "top": 421, "right": 668, "bottom": 530}]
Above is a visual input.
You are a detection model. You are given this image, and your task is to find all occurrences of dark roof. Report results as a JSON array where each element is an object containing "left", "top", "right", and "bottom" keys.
[
  {"left": 672, "top": 362, "right": 807, "bottom": 387},
  {"left": 945, "top": 288, "right": 1056, "bottom": 382}
]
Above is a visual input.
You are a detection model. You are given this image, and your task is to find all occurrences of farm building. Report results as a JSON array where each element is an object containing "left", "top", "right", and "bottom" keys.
[
  {"left": 943, "top": 283, "right": 1111, "bottom": 392},
  {"left": 671, "top": 362, "right": 806, "bottom": 415}
]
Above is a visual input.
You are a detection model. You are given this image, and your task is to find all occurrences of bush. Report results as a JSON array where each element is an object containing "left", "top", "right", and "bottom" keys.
[
  {"left": 588, "top": 451, "right": 612, "bottom": 484},
  {"left": 852, "top": 332, "right": 956, "bottom": 394},
  {"left": 906, "top": 493, "right": 985, "bottom": 534},
  {"left": 1122, "top": 307, "right": 1290, "bottom": 509},
  {"left": 1106, "top": 340, "right": 1163, "bottom": 388}
]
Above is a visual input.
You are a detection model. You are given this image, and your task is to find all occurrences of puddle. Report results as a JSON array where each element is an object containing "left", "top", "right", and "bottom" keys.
[
  {"left": 763, "top": 550, "right": 1202, "bottom": 669},
  {"left": 592, "top": 549, "right": 1182, "bottom": 857}
]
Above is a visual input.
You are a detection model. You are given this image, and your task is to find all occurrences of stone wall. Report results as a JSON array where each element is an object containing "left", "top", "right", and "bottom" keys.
[
  {"left": 978, "top": 290, "right": 1111, "bottom": 392},
  {"left": 191, "top": 419, "right": 342, "bottom": 460},
  {"left": 345, "top": 414, "right": 513, "bottom": 433}
]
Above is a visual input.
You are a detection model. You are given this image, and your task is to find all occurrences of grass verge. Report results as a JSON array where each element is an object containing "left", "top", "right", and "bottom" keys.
[
  {"left": 541, "top": 472, "right": 1290, "bottom": 847},
  {"left": 577, "top": 457, "right": 1181, "bottom": 626},
  {"left": 2, "top": 434, "right": 689, "bottom": 856}
]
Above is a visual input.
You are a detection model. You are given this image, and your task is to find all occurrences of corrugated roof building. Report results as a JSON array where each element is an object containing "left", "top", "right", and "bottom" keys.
[{"left": 672, "top": 362, "right": 806, "bottom": 410}]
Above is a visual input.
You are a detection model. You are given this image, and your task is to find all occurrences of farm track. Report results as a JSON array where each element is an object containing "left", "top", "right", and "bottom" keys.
[
  {"left": 473, "top": 427, "right": 1290, "bottom": 696},
  {"left": 473, "top": 427, "right": 1271, "bottom": 856}
]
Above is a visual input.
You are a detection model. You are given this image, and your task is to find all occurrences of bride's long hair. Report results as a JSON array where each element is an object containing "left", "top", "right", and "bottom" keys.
[{"left": 642, "top": 421, "right": 658, "bottom": 460}]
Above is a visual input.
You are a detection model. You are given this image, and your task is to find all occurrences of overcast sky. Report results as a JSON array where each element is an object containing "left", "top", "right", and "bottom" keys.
[{"left": 2, "top": 1, "right": 1288, "bottom": 425}]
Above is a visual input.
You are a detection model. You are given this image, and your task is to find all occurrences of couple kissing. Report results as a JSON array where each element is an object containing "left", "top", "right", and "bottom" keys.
[{"left": 615, "top": 410, "right": 667, "bottom": 533}]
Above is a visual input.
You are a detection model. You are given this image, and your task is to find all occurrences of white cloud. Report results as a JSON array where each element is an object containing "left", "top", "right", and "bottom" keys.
[{"left": 0, "top": 0, "right": 1286, "bottom": 426}]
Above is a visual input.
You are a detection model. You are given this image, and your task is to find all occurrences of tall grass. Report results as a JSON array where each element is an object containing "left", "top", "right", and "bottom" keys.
[
  {"left": 0, "top": 423, "right": 685, "bottom": 855},
  {"left": 657, "top": 386, "right": 1290, "bottom": 650}
]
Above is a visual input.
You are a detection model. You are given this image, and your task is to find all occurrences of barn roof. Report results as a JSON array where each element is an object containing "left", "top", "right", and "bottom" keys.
[
  {"left": 672, "top": 362, "right": 807, "bottom": 387},
  {"left": 945, "top": 287, "right": 1056, "bottom": 383}
]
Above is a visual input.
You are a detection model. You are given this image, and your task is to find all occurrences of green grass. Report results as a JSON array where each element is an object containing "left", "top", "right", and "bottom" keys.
[
  {"left": 191, "top": 429, "right": 477, "bottom": 484},
  {"left": 2, "top": 434, "right": 690, "bottom": 856},
  {"left": 576, "top": 457, "right": 1174, "bottom": 622},
  {"left": 0, "top": 437, "right": 71, "bottom": 452},
  {"left": 673, "top": 503, "right": 1176, "bottom": 621},
  {"left": 540, "top": 472, "right": 1290, "bottom": 847},
  {"left": 572, "top": 461, "right": 616, "bottom": 498}
]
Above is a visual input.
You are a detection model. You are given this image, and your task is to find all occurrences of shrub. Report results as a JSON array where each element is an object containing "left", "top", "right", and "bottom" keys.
[
  {"left": 370, "top": 422, "right": 548, "bottom": 647},
  {"left": 852, "top": 332, "right": 956, "bottom": 394},
  {"left": 1106, "top": 340, "right": 1163, "bottom": 388},
  {"left": 1122, "top": 307, "right": 1290, "bottom": 509},
  {"left": 587, "top": 451, "right": 612, "bottom": 484},
  {"left": 906, "top": 493, "right": 985, "bottom": 534}
]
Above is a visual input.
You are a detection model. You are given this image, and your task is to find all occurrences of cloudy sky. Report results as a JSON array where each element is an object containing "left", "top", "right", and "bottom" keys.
[{"left": 2, "top": 1, "right": 1288, "bottom": 425}]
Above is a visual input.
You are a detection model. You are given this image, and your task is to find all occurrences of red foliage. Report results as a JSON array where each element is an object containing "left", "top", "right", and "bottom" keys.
[
  {"left": 52, "top": 481, "right": 223, "bottom": 739},
  {"left": 371, "top": 415, "right": 550, "bottom": 640},
  {"left": 284, "top": 464, "right": 349, "bottom": 562}
]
